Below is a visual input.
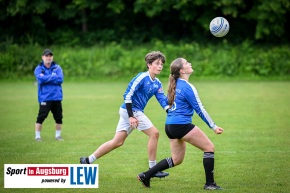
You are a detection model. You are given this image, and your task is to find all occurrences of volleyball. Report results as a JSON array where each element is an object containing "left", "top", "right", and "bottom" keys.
[{"left": 209, "top": 17, "right": 230, "bottom": 37}]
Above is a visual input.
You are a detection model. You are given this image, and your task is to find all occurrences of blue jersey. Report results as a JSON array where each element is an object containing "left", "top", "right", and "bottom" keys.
[
  {"left": 34, "top": 62, "right": 63, "bottom": 103},
  {"left": 166, "top": 79, "right": 216, "bottom": 129},
  {"left": 121, "top": 71, "right": 169, "bottom": 112}
]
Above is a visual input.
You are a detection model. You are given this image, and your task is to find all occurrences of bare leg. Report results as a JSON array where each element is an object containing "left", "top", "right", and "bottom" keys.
[
  {"left": 35, "top": 123, "right": 42, "bottom": 132},
  {"left": 182, "top": 126, "right": 214, "bottom": 152},
  {"left": 56, "top": 123, "right": 61, "bottom": 131},
  {"left": 93, "top": 130, "right": 128, "bottom": 159},
  {"left": 182, "top": 126, "right": 218, "bottom": 187},
  {"left": 170, "top": 139, "right": 186, "bottom": 166},
  {"left": 142, "top": 126, "right": 159, "bottom": 161},
  {"left": 141, "top": 139, "right": 185, "bottom": 179},
  {"left": 35, "top": 123, "right": 42, "bottom": 140}
]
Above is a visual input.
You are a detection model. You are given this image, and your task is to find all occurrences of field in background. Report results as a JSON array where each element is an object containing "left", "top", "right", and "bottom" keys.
[{"left": 0, "top": 80, "right": 290, "bottom": 193}]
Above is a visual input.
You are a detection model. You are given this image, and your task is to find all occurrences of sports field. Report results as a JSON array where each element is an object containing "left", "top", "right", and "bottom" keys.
[{"left": 0, "top": 80, "right": 290, "bottom": 193}]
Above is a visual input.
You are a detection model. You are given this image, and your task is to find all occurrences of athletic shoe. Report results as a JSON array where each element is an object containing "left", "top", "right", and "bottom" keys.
[
  {"left": 35, "top": 138, "right": 42, "bottom": 141},
  {"left": 152, "top": 171, "right": 169, "bottom": 178},
  {"left": 137, "top": 173, "right": 150, "bottom": 188},
  {"left": 80, "top": 157, "right": 89, "bottom": 164},
  {"left": 204, "top": 182, "right": 223, "bottom": 190},
  {"left": 55, "top": 136, "right": 64, "bottom": 141}
]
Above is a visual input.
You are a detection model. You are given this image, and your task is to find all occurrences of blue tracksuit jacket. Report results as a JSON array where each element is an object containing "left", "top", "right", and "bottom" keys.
[{"left": 34, "top": 61, "right": 63, "bottom": 103}]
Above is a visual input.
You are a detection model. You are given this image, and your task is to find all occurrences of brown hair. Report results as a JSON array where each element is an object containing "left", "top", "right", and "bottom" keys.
[
  {"left": 145, "top": 51, "right": 166, "bottom": 69},
  {"left": 167, "top": 58, "right": 184, "bottom": 106}
]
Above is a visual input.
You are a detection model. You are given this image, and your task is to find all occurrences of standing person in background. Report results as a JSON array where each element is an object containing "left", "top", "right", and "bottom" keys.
[
  {"left": 80, "top": 51, "right": 170, "bottom": 178},
  {"left": 137, "top": 58, "right": 224, "bottom": 190},
  {"left": 34, "top": 49, "right": 64, "bottom": 141}
]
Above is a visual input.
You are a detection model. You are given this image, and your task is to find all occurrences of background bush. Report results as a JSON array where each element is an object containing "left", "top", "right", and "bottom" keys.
[
  {"left": 1, "top": 1, "right": 289, "bottom": 80},
  {"left": 0, "top": 41, "right": 289, "bottom": 79}
]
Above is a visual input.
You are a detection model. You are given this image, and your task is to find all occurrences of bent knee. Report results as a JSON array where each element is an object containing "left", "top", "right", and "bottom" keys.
[
  {"left": 114, "top": 141, "right": 124, "bottom": 147},
  {"left": 153, "top": 131, "right": 159, "bottom": 138},
  {"left": 149, "top": 128, "right": 159, "bottom": 139},
  {"left": 111, "top": 137, "right": 125, "bottom": 147},
  {"left": 204, "top": 143, "right": 215, "bottom": 152}
]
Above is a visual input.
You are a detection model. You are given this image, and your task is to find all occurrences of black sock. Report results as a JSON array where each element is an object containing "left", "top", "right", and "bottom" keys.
[
  {"left": 203, "top": 152, "right": 215, "bottom": 185},
  {"left": 143, "top": 157, "right": 174, "bottom": 178}
]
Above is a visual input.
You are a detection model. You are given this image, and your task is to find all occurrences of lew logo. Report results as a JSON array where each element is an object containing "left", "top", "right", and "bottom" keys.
[
  {"left": 70, "top": 167, "right": 98, "bottom": 185},
  {"left": 4, "top": 164, "right": 99, "bottom": 188}
]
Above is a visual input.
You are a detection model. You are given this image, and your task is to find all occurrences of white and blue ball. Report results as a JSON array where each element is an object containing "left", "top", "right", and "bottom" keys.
[{"left": 209, "top": 17, "right": 230, "bottom": 37}]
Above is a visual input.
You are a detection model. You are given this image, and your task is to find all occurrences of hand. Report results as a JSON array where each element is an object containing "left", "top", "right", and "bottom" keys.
[
  {"left": 129, "top": 117, "right": 139, "bottom": 129},
  {"left": 214, "top": 126, "right": 224, "bottom": 134}
]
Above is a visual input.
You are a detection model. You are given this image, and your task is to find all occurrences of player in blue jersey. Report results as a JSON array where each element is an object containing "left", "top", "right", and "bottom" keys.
[
  {"left": 137, "top": 58, "right": 224, "bottom": 189},
  {"left": 80, "top": 51, "right": 170, "bottom": 178}
]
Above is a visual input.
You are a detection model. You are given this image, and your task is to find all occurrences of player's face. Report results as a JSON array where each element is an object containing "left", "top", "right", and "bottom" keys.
[
  {"left": 148, "top": 59, "right": 164, "bottom": 75},
  {"left": 181, "top": 59, "right": 194, "bottom": 74}
]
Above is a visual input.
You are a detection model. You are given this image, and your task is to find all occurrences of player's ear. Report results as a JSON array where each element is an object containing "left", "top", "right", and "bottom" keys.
[
  {"left": 147, "top": 63, "right": 151, "bottom": 69},
  {"left": 179, "top": 68, "right": 185, "bottom": 74}
]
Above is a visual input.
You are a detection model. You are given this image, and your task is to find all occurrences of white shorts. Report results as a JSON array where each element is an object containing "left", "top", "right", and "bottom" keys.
[{"left": 116, "top": 108, "right": 153, "bottom": 135}]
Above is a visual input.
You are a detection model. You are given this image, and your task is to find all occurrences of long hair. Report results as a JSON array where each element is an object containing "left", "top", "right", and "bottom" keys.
[{"left": 167, "top": 58, "right": 184, "bottom": 106}]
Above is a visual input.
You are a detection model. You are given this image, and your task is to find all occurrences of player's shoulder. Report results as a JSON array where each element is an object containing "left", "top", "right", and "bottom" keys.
[
  {"left": 179, "top": 79, "right": 195, "bottom": 91},
  {"left": 135, "top": 72, "right": 149, "bottom": 81},
  {"left": 154, "top": 77, "right": 161, "bottom": 82},
  {"left": 36, "top": 61, "right": 43, "bottom": 67},
  {"left": 129, "top": 72, "right": 148, "bottom": 85},
  {"left": 35, "top": 63, "right": 43, "bottom": 71},
  {"left": 178, "top": 79, "right": 190, "bottom": 86}
]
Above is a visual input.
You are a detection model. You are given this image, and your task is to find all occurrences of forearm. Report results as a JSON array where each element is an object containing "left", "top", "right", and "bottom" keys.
[{"left": 125, "top": 103, "right": 134, "bottom": 117}]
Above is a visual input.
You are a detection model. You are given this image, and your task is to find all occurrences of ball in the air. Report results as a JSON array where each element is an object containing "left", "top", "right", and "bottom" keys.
[{"left": 209, "top": 17, "right": 230, "bottom": 37}]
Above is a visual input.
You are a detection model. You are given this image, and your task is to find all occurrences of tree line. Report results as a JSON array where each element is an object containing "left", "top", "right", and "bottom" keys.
[{"left": 1, "top": 0, "right": 290, "bottom": 46}]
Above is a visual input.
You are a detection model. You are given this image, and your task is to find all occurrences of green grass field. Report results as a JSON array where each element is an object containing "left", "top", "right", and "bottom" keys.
[{"left": 1, "top": 80, "right": 290, "bottom": 193}]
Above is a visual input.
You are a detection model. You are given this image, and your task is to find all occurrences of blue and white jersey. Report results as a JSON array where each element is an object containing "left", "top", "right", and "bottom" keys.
[
  {"left": 121, "top": 71, "right": 169, "bottom": 112},
  {"left": 166, "top": 79, "right": 216, "bottom": 129}
]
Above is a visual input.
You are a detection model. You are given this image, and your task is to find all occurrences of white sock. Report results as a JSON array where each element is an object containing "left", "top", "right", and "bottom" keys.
[
  {"left": 35, "top": 131, "right": 41, "bottom": 139},
  {"left": 149, "top": 160, "right": 156, "bottom": 168},
  {"left": 89, "top": 154, "right": 97, "bottom": 164},
  {"left": 55, "top": 130, "right": 61, "bottom": 138}
]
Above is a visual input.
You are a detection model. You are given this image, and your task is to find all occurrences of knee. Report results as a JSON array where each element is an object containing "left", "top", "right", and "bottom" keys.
[
  {"left": 113, "top": 140, "right": 124, "bottom": 148},
  {"left": 204, "top": 143, "right": 215, "bottom": 153},
  {"left": 36, "top": 116, "right": 46, "bottom": 124},
  {"left": 150, "top": 129, "right": 159, "bottom": 139},
  {"left": 37, "top": 112, "right": 48, "bottom": 124},
  {"left": 54, "top": 115, "right": 63, "bottom": 124}
]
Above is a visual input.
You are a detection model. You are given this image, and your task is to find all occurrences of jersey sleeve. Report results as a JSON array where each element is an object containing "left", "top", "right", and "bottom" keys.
[
  {"left": 185, "top": 85, "right": 217, "bottom": 129},
  {"left": 155, "top": 82, "right": 169, "bottom": 111},
  {"left": 51, "top": 65, "right": 64, "bottom": 84}
]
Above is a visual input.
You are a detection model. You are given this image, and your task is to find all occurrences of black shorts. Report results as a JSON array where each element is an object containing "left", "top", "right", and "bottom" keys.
[
  {"left": 36, "top": 101, "right": 63, "bottom": 124},
  {"left": 165, "top": 124, "right": 195, "bottom": 139}
]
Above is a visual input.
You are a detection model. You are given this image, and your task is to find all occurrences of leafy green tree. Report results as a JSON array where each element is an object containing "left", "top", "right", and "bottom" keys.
[
  {"left": 244, "top": 0, "right": 290, "bottom": 40},
  {"left": 0, "top": 0, "right": 289, "bottom": 45}
]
